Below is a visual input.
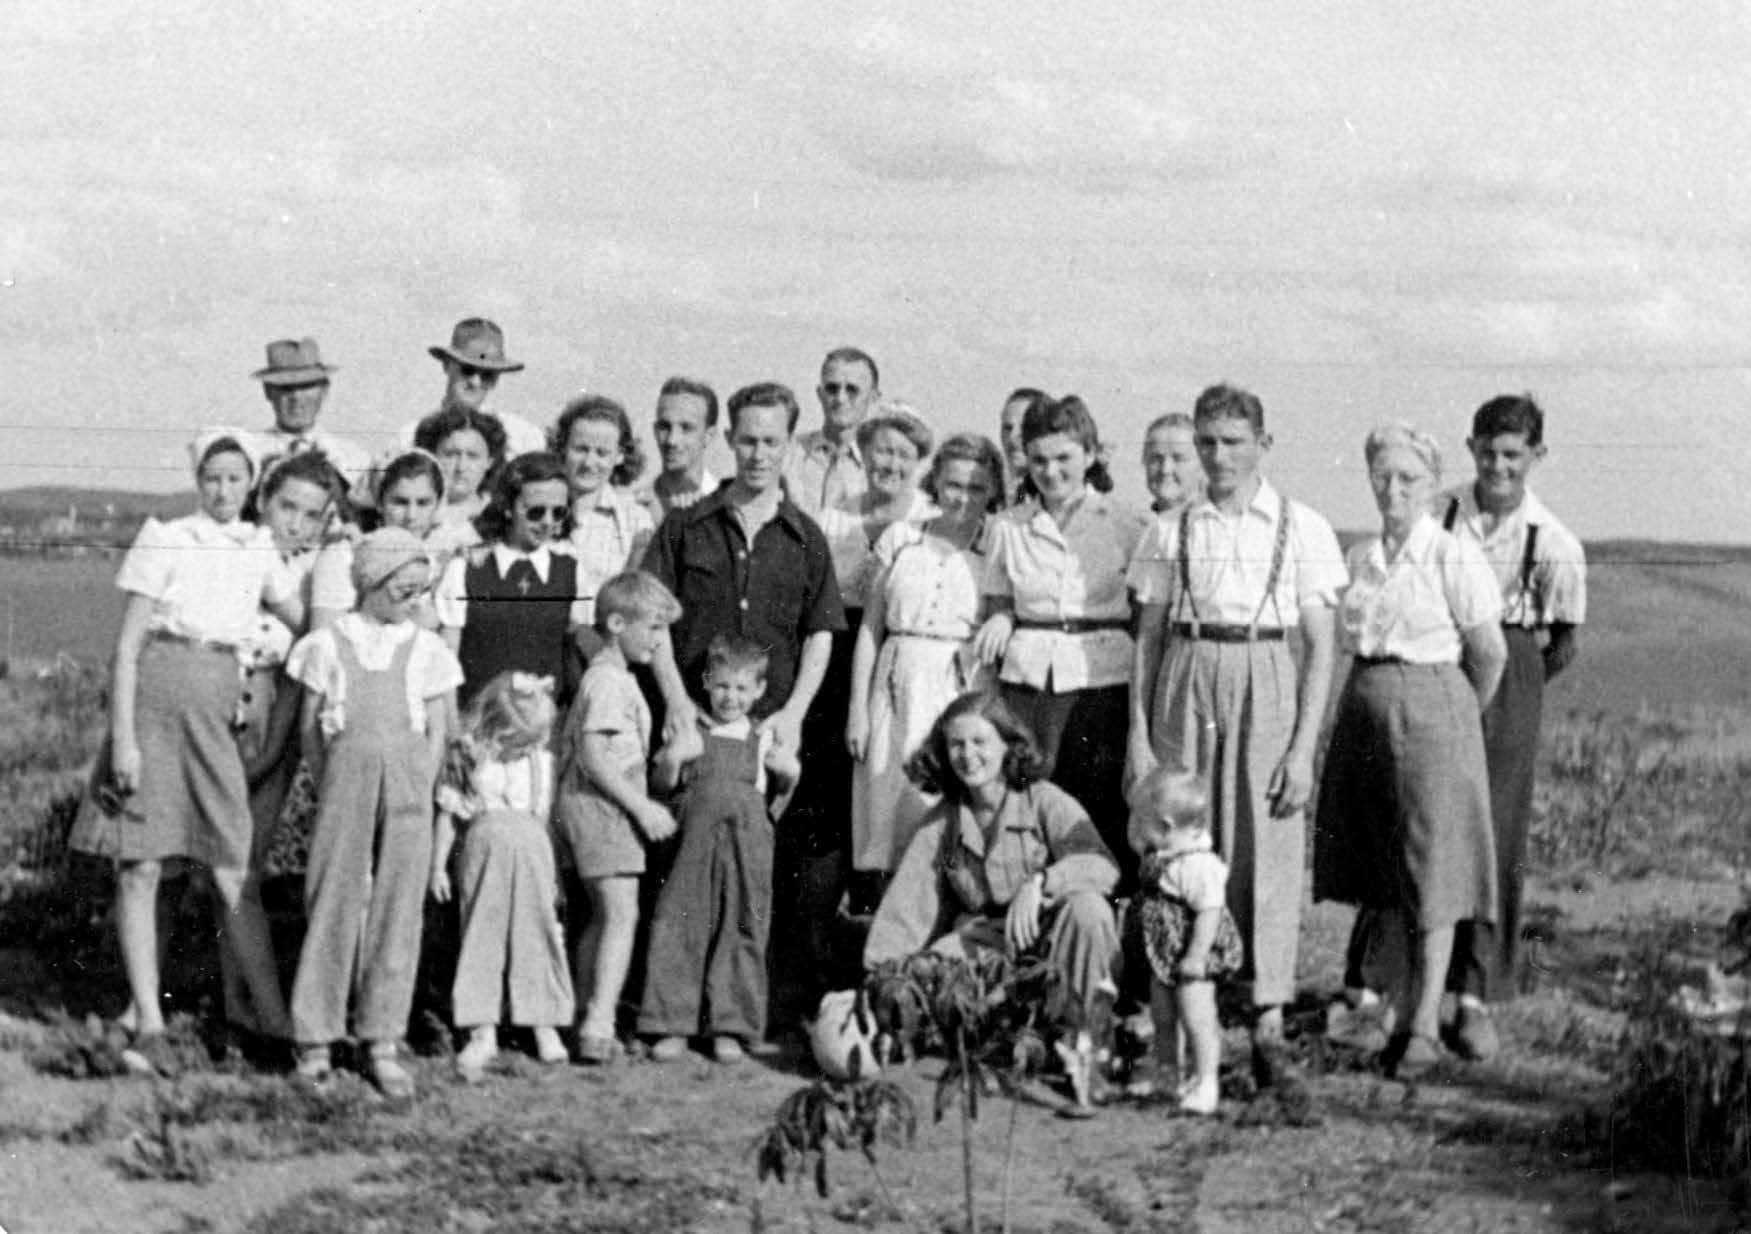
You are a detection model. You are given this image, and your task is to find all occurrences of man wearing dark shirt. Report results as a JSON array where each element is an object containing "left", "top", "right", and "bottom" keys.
[{"left": 643, "top": 381, "right": 848, "bottom": 1040}]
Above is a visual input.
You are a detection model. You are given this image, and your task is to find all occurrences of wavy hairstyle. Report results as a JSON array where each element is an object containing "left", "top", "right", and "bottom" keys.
[
  {"left": 920, "top": 433, "right": 1005, "bottom": 513},
  {"left": 475, "top": 450, "right": 571, "bottom": 543},
  {"left": 903, "top": 690, "right": 1047, "bottom": 804},
  {"left": 1019, "top": 394, "right": 1113, "bottom": 494},
  {"left": 414, "top": 406, "right": 510, "bottom": 499},
  {"left": 552, "top": 393, "right": 646, "bottom": 488}
]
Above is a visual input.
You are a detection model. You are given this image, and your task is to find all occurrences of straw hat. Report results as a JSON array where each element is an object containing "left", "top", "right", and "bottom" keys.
[{"left": 252, "top": 338, "right": 336, "bottom": 386}]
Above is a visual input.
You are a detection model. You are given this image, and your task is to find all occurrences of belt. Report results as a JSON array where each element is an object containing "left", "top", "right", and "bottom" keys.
[
  {"left": 1015, "top": 618, "right": 1129, "bottom": 634},
  {"left": 1169, "top": 622, "right": 1286, "bottom": 643},
  {"left": 887, "top": 628, "right": 968, "bottom": 642},
  {"left": 149, "top": 630, "right": 240, "bottom": 653}
]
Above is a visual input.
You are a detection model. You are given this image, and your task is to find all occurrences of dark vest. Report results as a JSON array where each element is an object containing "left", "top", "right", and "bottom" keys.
[{"left": 458, "top": 553, "right": 579, "bottom": 707}]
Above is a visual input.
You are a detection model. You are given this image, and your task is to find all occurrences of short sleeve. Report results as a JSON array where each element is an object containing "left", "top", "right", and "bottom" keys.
[
  {"left": 574, "top": 666, "right": 640, "bottom": 734},
  {"left": 1034, "top": 782, "right": 1111, "bottom": 863},
  {"left": 409, "top": 631, "right": 465, "bottom": 700},
  {"left": 1534, "top": 521, "right": 1588, "bottom": 625},
  {"left": 433, "top": 554, "right": 469, "bottom": 630},
  {"left": 981, "top": 517, "right": 1016, "bottom": 599},
  {"left": 1442, "top": 537, "right": 1504, "bottom": 630},
  {"left": 114, "top": 518, "right": 177, "bottom": 601},
  {"left": 1125, "top": 517, "right": 1175, "bottom": 606},
  {"left": 798, "top": 524, "right": 849, "bottom": 637},
  {"left": 262, "top": 550, "right": 300, "bottom": 608},
  {"left": 1290, "top": 505, "right": 1348, "bottom": 610},
  {"left": 310, "top": 542, "right": 357, "bottom": 613},
  {"left": 1175, "top": 851, "right": 1229, "bottom": 912},
  {"left": 285, "top": 630, "right": 342, "bottom": 699}
]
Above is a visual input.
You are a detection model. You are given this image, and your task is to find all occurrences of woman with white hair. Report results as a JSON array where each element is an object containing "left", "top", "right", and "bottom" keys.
[{"left": 1313, "top": 423, "right": 1507, "bottom": 1079}]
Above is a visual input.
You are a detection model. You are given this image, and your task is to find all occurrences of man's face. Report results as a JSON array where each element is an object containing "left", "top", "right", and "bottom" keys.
[
  {"left": 265, "top": 381, "right": 328, "bottom": 435},
  {"left": 816, "top": 358, "right": 877, "bottom": 436},
  {"left": 443, "top": 359, "right": 500, "bottom": 413},
  {"left": 1194, "top": 415, "right": 1269, "bottom": 501},
  {"left": 653, "top": 392, "right": 711, "bottom": 477},
  {"left": 728, "top": 402, "right": 791, "bottom": 494}
]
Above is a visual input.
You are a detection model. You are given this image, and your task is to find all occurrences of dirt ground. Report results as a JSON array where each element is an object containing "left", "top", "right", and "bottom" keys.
[{"left": 2, "top": 875, "right": 1744, "bottom": 1234}]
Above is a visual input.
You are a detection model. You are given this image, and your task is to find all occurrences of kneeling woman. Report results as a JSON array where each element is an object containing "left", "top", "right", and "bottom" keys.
[{"left": 864, "top": 691, "right": 1120, "bottom": 1028}]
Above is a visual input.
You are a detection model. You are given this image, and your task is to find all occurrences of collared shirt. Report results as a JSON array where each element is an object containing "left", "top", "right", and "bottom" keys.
[
  {"left": 560, "top": 659, "right": 651, "bottom": 789},
  {"left": 814, "top": 489, "right": 936, "bottom": 601},
  {"left": 863, "top": 782, "right": 1118, "bottom": 964},
  {"left": 1337, "top": 514, "right": 1503, "bottom": 663},
  {"left": 1439, "top": 485, "right": 1587, "bottom": 628},
  {"left": 642, "top": 486, "right": 846, "bottom": 717},
  {"left": 116, "top": 513, "right": 296, "bottom": 646},
  {"left": 285, "top": 613, "right": 463, "bottom": 736},
  {"left": 983, "top": 490, "right": 1150, "bottom": 691},
  {"left": 245, "top": 427, "right": 374, "bottom": 494},
  {"left": 1126, "top": 478, "right": 1347, "bottom": 627},
  {"left": 238, "top": 547, "right": 319, "bottom": 669},
  {"left": 565, "top": 485, "right": 656, "bottom": 625},
  {"left": 869, "top": 517, "right": 991, "bottom": 641},
  {"left": 781, "top": 430, "right": 866, "bottom": 518},
  {"left": 434, "top": 543, "right": 566, "bottom": 629}
]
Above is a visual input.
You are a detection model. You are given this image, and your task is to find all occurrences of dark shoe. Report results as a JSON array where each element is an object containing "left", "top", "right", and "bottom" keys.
[{"left": 1451, "top": 1004, "right": 1500, "bottom": 1062}]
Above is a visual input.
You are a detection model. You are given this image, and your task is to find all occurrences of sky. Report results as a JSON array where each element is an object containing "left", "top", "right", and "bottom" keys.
[{"left": 5, "top": 0, "right": 1750, "bottom": 541}]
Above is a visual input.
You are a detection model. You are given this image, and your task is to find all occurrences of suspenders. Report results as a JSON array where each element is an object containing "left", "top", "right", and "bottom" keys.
[
  {"left": 1443, "top": 496, "right": 1539, "bottom": 621},
  {"left": 1173, "top": 493, "right": 1293, "bottom": 639}
]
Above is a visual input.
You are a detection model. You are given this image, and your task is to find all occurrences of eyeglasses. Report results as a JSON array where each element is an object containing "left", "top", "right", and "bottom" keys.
[
  {"left": 822, "top": 382, "right": 863, "bottom": 396},
  {"left": 383, "top": 580, "right": 432, "bottom": 603},
  {"left": 456, "top": 364, "right": 500, "bottom": 382},
  {"left": 518, "top": 505, "right": 567, "bottom": 523}
]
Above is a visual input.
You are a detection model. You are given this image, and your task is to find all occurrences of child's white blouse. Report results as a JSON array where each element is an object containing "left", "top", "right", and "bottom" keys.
[
  {"left": 285, "top": 613, "right": 463, "bottom": 739},
  {"left": 1147, "top": 832, "right": 1230, "bottom": 913},
  {"left": 117, "top": 513, "right": 295, "bottom": 646},
  {"left": 437, "top": 749, "right": 555, "bottom": 821}
]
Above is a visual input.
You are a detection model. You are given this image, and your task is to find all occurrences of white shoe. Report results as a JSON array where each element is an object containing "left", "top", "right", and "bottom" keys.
[
  {"left": 533, "top": 1026, "right": 568, "bottom": 1065},
  {"left": 457, "top": 1028, "right": 498, "bottom": 1075},
  {"left": 1178, "top": 1074, "right": 1219, "bottom": 1116}
]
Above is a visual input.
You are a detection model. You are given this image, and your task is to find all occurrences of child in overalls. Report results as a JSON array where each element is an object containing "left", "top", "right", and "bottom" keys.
[
  {"left": 640, "top": 636, "right": 800, "bottom": 1064},
  {"left": 286, "top": 527, "right": 462, "bottom": 1097}
]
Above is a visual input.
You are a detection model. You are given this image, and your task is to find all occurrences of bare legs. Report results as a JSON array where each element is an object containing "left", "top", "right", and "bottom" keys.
[{"left": 574, "top": 876, "right": 638, "bottom": 1043}]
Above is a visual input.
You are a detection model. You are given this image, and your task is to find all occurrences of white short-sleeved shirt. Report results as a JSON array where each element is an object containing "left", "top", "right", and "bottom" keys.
[
  {"left": 434, "top": 543, "right": 574, "bottom": 630},
  {"left": 816, "top": 490, "right": 936, "bottom": 602},
  {"left": 427, "top": 500, "right": 486, "bottom": 555},
  {"left": 782, "top": 431, "right": 865, "bottom": 519},
  {"left": 1126, "top": 479, "right": 1347, "bottom": 627},
  {"left": 568, "top": 660, "right": 652, "bottom": 782},
  {"left": 116, "top": 513, "right": 296, "bottom": 646},
  {"left": 1438, "top": 485, "right": 1586, "bottom": 628},
  {"left": 1154, "top": 846, "right": 1229, "bottom": 913},
  {"left": 1337, "top": 515, "right": 1504, "bottom": 663},
  {"left": 436, "top": 748, "right": 555, "bottom": 821},
  {"left": 285, "top": 613, "right": 464, "bottom": 737},
  {"left": 238, "top": 548, "right": 320, "bottom": 669},
  {"left": 870, "top": 518, "right": 990, "bottom": 640},
  {"left": 983, "top": 490, "right": 1149, "bottom": 691},
  {"left": 565, "top": 486, "right": 656, "bottom": 626}
]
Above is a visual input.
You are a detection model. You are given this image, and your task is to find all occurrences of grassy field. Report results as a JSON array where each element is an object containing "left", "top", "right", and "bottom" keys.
[{"left": 1, "top": 546, "right": 1749, "bottom": 1232}]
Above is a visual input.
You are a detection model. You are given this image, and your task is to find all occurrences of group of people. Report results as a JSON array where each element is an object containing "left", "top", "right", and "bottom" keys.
[{"left": 70, "top": 317, "right": 1587, "bottom": 1116}]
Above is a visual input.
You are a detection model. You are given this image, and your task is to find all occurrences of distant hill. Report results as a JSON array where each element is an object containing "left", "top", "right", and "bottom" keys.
[{"left": 0, "top": 487, "right": 193, "bottom": 524}]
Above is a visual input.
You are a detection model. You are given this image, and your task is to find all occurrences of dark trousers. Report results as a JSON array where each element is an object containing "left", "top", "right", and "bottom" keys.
[
  {"left": 999, "top": 682, "right": 1135, "bottom": 894},
  {"left": 1344, "top": 628, "right": 1545, "bottom": 1003}
]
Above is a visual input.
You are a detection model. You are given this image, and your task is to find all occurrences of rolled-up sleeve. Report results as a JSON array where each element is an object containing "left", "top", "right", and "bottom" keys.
[
  {"left": 1035, "top": 783, "right": 1119, "bottom": 900},
  {"left": 864, "top": 820, "right": 955, "bottom": 966}
]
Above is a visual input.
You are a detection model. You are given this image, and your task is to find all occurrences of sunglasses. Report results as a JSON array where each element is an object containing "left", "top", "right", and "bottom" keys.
[
  {"left": 457, "top": 364, "right": 500, "bottom": 382},
  {"left": 382, "top": 579, "right": 433, "bottom": 603},
  {"left": 822, "top": 382, "right": 863, "bottom": 396},
  {"left": 518, "top": 505, "right": 567, "bottom": 523}
]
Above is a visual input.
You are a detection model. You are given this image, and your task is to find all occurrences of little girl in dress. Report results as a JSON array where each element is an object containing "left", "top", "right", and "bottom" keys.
[
  {"left": 1128, "top": 766, "right": 1244, "bottom": 1115},
  {"left": 430, "top": 670, "right": 574, "bottom": 1078}
]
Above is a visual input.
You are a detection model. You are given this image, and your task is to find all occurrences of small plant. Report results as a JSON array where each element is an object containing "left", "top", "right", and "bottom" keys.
[{"left": 752, "top": 1076, "right": 918, "bottom": 1207}]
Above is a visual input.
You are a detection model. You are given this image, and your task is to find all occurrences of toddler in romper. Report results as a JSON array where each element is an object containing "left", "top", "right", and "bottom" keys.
[
  {"left": 1129, "top": 766, "right": 1244, "bottom": 1115},
  {"left": 639, "top": 636, "right": 800, "bottom": 1064},
  {"left": 430, "top": 670, "right": 574, "bottom": 1078},
  {"left": 285, "top": 527, "right": 462, "bottom": 1098},
  {"left": 554, "top": 570, "right": 683, "bottom": 1063}
]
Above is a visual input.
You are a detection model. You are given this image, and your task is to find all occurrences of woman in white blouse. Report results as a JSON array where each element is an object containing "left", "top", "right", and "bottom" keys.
[
  {"left": 1313, "top": 423, "right": 1506, "bottom": 1079},
  {"left": 845, "top": 433, "right": 1003, "bottom": 885}
]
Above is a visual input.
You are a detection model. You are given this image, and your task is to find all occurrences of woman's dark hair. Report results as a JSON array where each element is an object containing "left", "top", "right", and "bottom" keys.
[
  {"left": 413, "top": 406, "right": 509, "bottom": 499},
  {"left": 903, "top": 690, "right": 1047, "bottom": 802},
  {"left": 246, "top": 448, "right": 347, "bottom": 525},
  {"left": 921, "top": 433, "right": 1006, "bottom": 513},
  {"left": 476, "top": 451, "right": 571, "bottom": 543},
  {"left": 356, "top": 449, "right": 447, "bottom": 532},
  {"left": 551, "top": 394, "right": 645, "bottom": 487},
  {"left": 1019, "top": 394, "right": 1112, "bottom": 494}
]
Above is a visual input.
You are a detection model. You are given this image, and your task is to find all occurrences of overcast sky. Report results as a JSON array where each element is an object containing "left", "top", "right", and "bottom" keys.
[{"left": 6, "top": 1, "right": 1749, "bottom": 540}]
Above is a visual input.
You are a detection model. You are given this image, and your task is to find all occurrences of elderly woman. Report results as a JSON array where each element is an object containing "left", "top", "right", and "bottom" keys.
[
  {"left": 1313, "top": 423, "right": 1506, "bottom": 1078},
  {"left": 846, "top": 433, "right": 1003, "bottom": 883},
  {"left": 973, "top": 395, "right": 1149, "bottom": 887},
  {"left": 414, "top": 407, "right": 508, "bottom": 553}
]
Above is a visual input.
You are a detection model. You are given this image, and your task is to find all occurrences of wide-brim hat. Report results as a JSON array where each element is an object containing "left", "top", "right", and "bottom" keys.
[
  {"left": 253, "top": 337, "right": 336, "bottom": 386},
  {"left": 428, "top": 317, "right": 524, "bottom": 373}
]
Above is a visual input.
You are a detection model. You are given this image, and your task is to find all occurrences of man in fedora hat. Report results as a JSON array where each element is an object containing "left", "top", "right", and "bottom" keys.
[
  {"left": 248, "top": 338, "right": 372, "bottom": 492},
  {"left": 398, "top": 317, "right": 547, "bottom": 458}
]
